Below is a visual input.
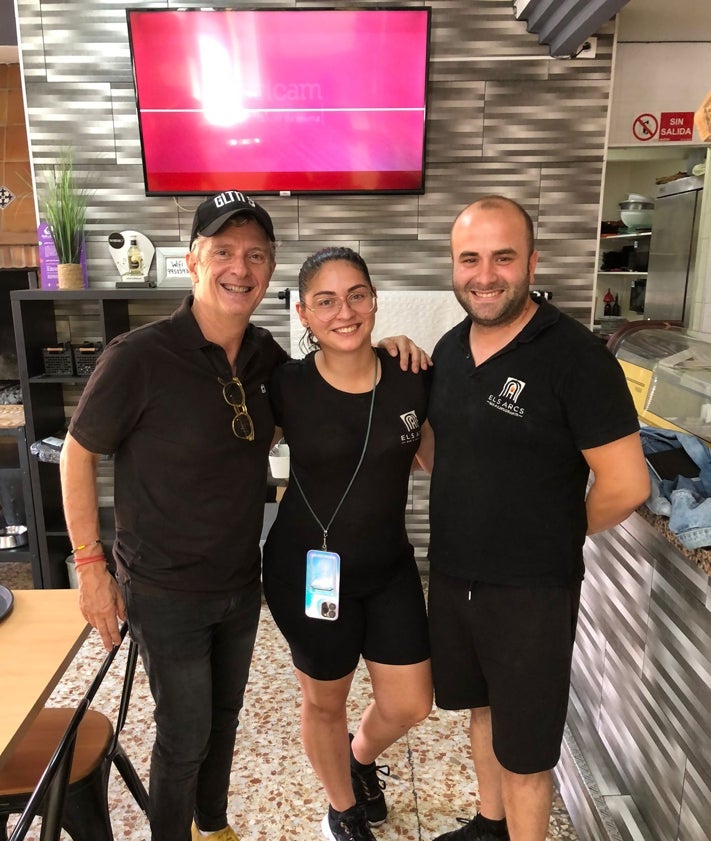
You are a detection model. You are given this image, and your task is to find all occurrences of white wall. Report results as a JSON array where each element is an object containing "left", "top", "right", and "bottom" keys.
[
  {"left": 611, "top": 0, "right": 711, "bottom": 147},
  {"left": 617, "top": 0, "right": 711, "bottom": 42},
  {"left": 608, "top": 43, "right": 711, "bottom": 146}
]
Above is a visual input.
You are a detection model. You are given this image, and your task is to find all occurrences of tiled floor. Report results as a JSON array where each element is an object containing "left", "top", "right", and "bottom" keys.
[{"left": 1, "top": 561, "right": 579, "bottom": 841}]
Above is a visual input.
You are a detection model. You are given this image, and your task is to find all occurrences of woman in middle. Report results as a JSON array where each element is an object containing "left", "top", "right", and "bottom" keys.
[{"left": 262, "top": 247, "right": 433, "bottom": 841}]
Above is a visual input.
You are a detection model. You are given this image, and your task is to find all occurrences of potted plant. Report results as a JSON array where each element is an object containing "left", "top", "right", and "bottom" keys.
[{"left": 41, "top": 150, "right": 89, "bottom": 289}]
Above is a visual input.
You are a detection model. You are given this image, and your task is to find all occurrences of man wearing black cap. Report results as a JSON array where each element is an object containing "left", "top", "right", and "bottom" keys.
[
  {"left": 60, "top": 190, "right": 285, "bottom": 841},
  {"left": 61, "top": 190, "right": 425, "bottom": 841}
]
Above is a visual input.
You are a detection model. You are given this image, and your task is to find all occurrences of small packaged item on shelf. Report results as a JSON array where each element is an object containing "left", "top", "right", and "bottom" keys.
[
  {"left": 72, "top": 341, "right": 104, "bottom": 377},
  {"left": 30, "top": 432, "right": 66, "bottom": 463},
  {"left": 42, "top": 342, "right": 74, "bottom": 376}
]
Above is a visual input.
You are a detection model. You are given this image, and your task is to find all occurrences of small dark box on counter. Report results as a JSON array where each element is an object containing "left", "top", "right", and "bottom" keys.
[
  {"left": 42, "top": 341, "right": 74, "bottom": 376},
  {"left": 72, "top": 341, "right": 103, "bottom": 377}
]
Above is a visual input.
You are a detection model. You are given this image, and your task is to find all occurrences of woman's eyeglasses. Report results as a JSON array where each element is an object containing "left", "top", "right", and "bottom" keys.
[
  {"left": 302, "top": 290, "right": 376, "bottom": 323},
  {"left": 219, "top": 376, "right": 255, "bottom": 441}
]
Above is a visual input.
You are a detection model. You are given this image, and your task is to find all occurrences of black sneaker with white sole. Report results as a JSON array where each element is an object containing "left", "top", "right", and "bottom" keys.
[
  {"left": 321, "top": 804, "right": 376, "bottom": 841},
  {"left": 433, "top": 814, "right": 510, "bottom": 841},
  {"left": 348, "top": 733, "right": 389, "bottom": 826}
]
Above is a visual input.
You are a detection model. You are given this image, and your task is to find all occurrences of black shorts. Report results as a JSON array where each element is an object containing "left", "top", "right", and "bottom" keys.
[
  {"left": 428, "top": 568, "right": 581, "bottom": 775},
  {"left": 263, "top": 559, "right": 430, "bottom": 681}
]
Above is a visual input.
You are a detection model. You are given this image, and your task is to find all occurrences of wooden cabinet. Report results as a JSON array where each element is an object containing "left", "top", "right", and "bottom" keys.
[{"left": 11, "top": 289, "right": 187, "bottom": 587}]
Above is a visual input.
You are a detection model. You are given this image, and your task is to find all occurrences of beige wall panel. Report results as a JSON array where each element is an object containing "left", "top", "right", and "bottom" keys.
[
  {"left": 268, "top": 239, "right": 360, "bottom": 295},
  {"left": 426, "top": 80, "right": 486, "bottom": 162},
  {"left": 431, "top": 56, "right": 551, "bottom": 84},
  {"left": 110, "top": 84, "right": 145, "bottom": 167},
  {"left": 243, "top": 197, "right": 301, "bottom": 248},
  {"left": 27, "top": 83, "right": 115, "bottom": 163},
  {"left": 429, "top": 0, "right": 549, "bottom": 57},
  {"left": 297, "top": 196, "right": 421, "bottom": 241},
  {"left": 418, "top": 164, "right": 543, "bottom": 240},
  {"left": 483, "top": 80, "right": 609, "bottom": 163},
  {"left": 35, "top": 0, "right": 132, "bottom": 84},
  {"left": 360, "top": 241, "right": 452, "bottom": 291},
  {"left": 538, "top": 164, "right": 605, "bottom": 239}
]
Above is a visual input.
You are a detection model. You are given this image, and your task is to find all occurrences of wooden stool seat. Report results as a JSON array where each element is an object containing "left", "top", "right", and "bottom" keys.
[
  {"left": 0, "top": 709, "right": 113, "bottom": 796},
  {"left": 0, "top": 630, "right": 148, "bottom": 841}
]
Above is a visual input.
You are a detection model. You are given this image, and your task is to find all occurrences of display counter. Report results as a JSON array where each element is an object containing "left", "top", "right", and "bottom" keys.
[
  {"left": 556, "top": 322, "right": 711, "bottom": 841},
  {"left": 608, "top": 319, "right": 711, "bottom": 443}
]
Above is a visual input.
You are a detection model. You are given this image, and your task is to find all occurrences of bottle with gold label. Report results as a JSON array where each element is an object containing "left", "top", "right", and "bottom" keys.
[{"left": 127, "top": 237, "right": 144, "bottom": 276}]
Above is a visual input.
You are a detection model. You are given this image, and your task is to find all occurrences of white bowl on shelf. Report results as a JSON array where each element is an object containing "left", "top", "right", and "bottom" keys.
[{"left": 620, "top": 208, "right": 654, "bottom": 230}]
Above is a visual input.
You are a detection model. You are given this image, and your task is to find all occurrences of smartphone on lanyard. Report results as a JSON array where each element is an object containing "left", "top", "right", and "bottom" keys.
[{"left": 305, "top": 549, "right": 340, "bottom": 621}]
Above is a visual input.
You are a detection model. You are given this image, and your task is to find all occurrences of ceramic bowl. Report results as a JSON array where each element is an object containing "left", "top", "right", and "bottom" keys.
[{"left": 620, "top": 208, "right": 654, "bottom": 229}]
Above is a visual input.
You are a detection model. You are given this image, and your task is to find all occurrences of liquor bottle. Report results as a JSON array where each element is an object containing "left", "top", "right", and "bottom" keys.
[
  {"left": 127, "top": 237, "right": 144, "bottom": 276},
  {"left": 603, "top": 288, "right": 614, "bottom": 316},
  {"left": 611, "top": 294, "right": 621, "bottom": 316}
]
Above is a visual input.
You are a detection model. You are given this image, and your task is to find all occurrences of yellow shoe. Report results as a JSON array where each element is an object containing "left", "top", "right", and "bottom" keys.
[{"left": 191, "top": 822, "right": 240, "bottom": 841}]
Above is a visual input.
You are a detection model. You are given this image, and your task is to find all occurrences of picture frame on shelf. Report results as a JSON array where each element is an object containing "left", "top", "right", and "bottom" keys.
[{"left": 156, "top": 247, "right": 191, "bottom": 287}]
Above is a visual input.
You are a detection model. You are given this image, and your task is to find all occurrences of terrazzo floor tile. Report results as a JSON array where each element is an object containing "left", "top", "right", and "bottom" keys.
[{"left": 1, "top": 564, "right": 579, "bottom": 841}]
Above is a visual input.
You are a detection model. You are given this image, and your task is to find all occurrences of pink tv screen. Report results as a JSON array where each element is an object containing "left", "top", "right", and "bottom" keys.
[{"left": 126, "top": 8, "right": 431, "bottom": 196}]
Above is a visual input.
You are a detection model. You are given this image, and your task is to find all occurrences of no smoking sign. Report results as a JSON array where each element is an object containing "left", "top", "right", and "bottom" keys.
[{"left": 633, "top": 113, "right": 658, "bottom": 141}]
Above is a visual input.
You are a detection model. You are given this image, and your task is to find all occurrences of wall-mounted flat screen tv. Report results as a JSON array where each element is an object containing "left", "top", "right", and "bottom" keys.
[{"left": 126, "top": 7, "right": 431, "bottom": 196}]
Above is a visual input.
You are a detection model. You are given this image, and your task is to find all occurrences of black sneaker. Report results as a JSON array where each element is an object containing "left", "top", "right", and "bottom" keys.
[
  {"left": 321, "top": 804, "right": 377, "bottom": 841},
  {"left": 433, "top": 815, "right": 510, "bottom": 841},
  {"left": 349, "top": 733, "right": 389, "bottom": 826}
]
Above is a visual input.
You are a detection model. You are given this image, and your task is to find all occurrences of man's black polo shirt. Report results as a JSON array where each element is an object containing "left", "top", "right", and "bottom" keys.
[
  {"left": 69, "top": 295, "right": 288, "bottom": 597},
  {"left": 428, "top": 300, "right": 639, "bottom": 587}
]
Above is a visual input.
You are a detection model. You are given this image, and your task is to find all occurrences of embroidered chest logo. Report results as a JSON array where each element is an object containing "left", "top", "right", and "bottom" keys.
[
  {"left": 487, "top": 377, "right": 526, "bottom": 418},
  {"left": 399, "top": 410, "right": 421, "bottom": 443}
]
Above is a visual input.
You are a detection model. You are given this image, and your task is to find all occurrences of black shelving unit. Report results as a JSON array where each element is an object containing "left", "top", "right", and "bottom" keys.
[
  {"left": 0, "top": 419, "right": 41, "bottom": 586},
  {"left": 0, "top": 270, "right": 41, "bottom": 585},
  {"left": 11, "top": 289, "right": 188, "bottom": 587}
]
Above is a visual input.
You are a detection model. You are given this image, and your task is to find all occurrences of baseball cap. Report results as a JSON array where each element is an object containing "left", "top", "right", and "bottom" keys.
[{"left": 189, "top": 190, "right": 275, "bottom": 248}]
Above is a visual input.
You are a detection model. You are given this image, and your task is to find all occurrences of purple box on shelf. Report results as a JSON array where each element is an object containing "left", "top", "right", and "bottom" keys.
[{"left": 38, "top": 222, "right": 88, "bottom": 290}]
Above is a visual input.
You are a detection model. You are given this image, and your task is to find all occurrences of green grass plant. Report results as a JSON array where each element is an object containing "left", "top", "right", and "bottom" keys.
[{"left": 42, "top": 151, "right": 89, "bottom": 264}]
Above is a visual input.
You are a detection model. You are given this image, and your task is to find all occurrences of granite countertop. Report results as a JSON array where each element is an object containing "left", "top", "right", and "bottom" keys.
[{"left": 635, "top": 504, "right": 711, "bottom": 577}]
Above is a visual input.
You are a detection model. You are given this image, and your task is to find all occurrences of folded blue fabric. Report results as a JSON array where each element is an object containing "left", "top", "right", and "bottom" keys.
[{"left": 639, "top": 425, "right": 711, "bottom": 549}]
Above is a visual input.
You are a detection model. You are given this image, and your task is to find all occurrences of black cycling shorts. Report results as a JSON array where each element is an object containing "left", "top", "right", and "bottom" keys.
[
  {"left": 428, "top": 568, "right": 581, "bottom": 774},
  {"left": 263, "top": 559, "right": 430, "bottom": 681}
]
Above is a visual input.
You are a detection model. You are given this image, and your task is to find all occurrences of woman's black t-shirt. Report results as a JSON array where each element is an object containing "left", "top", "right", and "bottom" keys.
[{"left": 262, "top": 347, "right": 429, "bottom": 597}]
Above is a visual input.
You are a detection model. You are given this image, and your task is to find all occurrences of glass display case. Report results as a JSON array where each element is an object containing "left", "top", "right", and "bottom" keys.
[{"left": 608, "top": 321, "right": 711, "bottom": 444}]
